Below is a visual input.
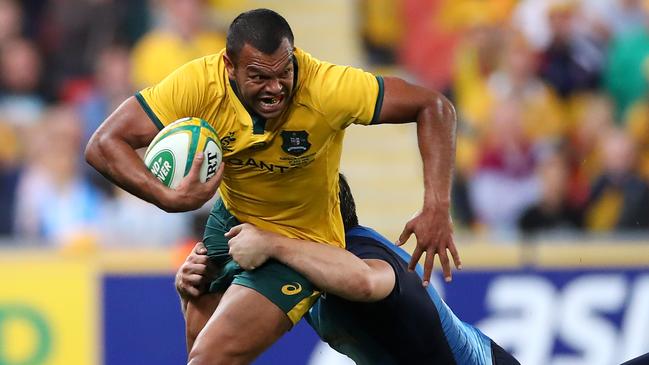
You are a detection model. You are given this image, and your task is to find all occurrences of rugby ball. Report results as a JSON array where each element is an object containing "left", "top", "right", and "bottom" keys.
[{"left": 144, "top": 117, "right": 222, "bottom": 189}]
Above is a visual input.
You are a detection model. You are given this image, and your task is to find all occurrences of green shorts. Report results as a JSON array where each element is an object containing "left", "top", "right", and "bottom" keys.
[{"left": 203, "top": 198, "right": 320, "bottom": 325}]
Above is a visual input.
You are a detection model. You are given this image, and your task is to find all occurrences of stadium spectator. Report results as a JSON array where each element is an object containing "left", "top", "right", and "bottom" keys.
[
  {"left": 585, "top": 129, "right": 649, "bottom": 231},
  {"left": 537, "top": 1, "right": 605, "bottom": 99},
  {"left": 512, "top": 0, "right": 609, "bottom": 49},
  {"left": 0, "top": 37, "right": 45, "bottom": 127},
  {"left": 418, "top": 0, "right": 514, "bottom": 90},
  {"left": 579, "top": 0, "right": 647, "bottom": 40},
  {"left": 487, "top": 33, "right": 566, "bottom": 141},
  {"left": 0, "top": 121, "right": 20, "bottom": 237},
  {"left": 604, "top": 3, "right": 649, "bottom": 119},
  {"left": 130, "top": 0, "right": 225, "bottom": 88},
  {"left": 565, "top": 93, "right": 615, "bottom": 208},
  {"left": 78, "top": 45, "right": 133, "bottom": 141},
  {"left": 0, "top": 0, "right": 21, "bottom": 45},
  {"left": 77, "top": 44, "right": 133, "bottom": 194},
  {"left": 98, "top": 187, "right": 191, "bottom": 247},
  {"left": 360, "top": 0, "right": 402, "bottom": 65},
  {"left": 468, "top": 101, "right": 541, "bottom": 235},
  {"left": 34, "top": 0, "right": 139, "bottom": 100},
  {"left": 519, "top": 148, "right": 583, "bottom": 237},
  {"left": 451, "top": 22, "right": 504, "bottom": 130},
  {"left": 624, "top": 80, "right": 649, "bottom": 181},
  {"left": 13, "top": 106, "right": 105, "bottom": 246}
]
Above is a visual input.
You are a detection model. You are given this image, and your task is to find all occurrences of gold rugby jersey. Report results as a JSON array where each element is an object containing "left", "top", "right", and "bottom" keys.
[{"left": 136, "top": 47, "right": 383, "bottom": 248}]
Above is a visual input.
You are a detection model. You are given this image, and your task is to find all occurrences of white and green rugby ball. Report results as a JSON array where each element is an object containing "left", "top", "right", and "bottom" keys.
[{"left": 144, "top": 117, "right": 222, "bottom": 189}]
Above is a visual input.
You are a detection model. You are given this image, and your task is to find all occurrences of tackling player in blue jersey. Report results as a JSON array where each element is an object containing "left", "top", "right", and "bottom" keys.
[{"left": 176, "top": 175, "right": 520, "bottom": 364}]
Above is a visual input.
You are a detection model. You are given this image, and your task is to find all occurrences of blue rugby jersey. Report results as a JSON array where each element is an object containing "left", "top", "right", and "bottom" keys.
[{"left": 305, "top": 225, "right": 501, "bottom": 365}]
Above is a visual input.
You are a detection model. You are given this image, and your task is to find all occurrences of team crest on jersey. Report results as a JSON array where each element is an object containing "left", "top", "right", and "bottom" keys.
[{"left": 281, "top": 130, "right": 311, "bottom": 156}]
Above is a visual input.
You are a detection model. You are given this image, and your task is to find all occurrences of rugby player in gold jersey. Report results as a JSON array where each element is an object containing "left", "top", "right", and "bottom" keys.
[{"left": 86, "top": 8, "right": 461, "bottom": 365}]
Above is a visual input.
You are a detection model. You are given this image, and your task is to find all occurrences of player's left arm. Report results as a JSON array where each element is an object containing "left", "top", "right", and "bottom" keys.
[
  {"left": 225, "top": 224, "right": 395, "bottom": 302},
  {"left": 375, "top": 77, "right": 461, "bottom": 285}
]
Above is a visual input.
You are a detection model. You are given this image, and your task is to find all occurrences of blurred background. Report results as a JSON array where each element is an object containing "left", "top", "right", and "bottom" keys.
[{"left": 0, "top": 0, "right": 648, "bottom": 364}]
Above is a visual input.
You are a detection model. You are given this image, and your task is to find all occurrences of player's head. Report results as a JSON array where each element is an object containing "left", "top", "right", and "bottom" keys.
[
  {"left": 338, "top": 173, "right": 359, "bottom": 232},
  {"left": 224, "top": 9, "right": 295, "bottom": 119}
]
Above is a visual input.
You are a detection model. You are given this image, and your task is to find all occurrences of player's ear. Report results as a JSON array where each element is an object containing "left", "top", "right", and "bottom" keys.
[{"left": 223, "top": 53, "right": 236, "bottom": 79}]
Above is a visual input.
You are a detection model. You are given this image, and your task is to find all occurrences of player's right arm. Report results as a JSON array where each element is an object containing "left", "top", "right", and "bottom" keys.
[
  {"left": 306, "top": 52, "right": 461, "bottom": 285},
  {"left": 226, "top": 224, "right": 396, "bottom": 302},
  {"left": 84, "top": 97, "right": 222, "bottom": 212}
]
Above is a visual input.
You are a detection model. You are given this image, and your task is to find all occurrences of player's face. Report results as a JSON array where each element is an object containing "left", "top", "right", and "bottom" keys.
[{"left": 227, "top": 38, "right": 295, "bottom": 119}]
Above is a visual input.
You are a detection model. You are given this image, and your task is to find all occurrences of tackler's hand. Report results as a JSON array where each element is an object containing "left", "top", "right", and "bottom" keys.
[
  {"left": 175, "top": 242, "right": 215, "bottom": 299},
  {"left": 226, "top": 223, "right": 275, "bottom": 271}
]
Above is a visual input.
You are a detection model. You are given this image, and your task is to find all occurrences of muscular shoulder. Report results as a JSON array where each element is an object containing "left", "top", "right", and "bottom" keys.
[
  {"left": 292, "top": 48, "right": 380, "bottom": 125},
  {"left": 136, "top": 50, "right": 229, "bottom": 128},
  {"left": 291, "top": 48, "right": 325, "bottom": 110},
  {"left": 182, "top": 51, "right": 228, "bottom": 101}
]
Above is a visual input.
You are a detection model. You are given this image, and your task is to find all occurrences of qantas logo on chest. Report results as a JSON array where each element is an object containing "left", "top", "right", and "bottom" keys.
[{"left": 226, "top": 157, "right": 290, "bottom": 173}]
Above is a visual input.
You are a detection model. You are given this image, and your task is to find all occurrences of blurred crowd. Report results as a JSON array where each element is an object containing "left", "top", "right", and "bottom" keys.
[
  {"left": 0, "top": 0, "right": 224, "bottom": 248},
  {"left": 0, "top": 0, "right": 647, "bottom": 249},
  {"left": 366, "top": 0, "right": 649, "bottom": 240}
]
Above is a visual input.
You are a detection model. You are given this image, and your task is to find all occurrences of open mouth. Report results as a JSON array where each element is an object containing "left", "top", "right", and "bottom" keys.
[{"left": 258, "top": 94, "right": 285, "bottom": 112}]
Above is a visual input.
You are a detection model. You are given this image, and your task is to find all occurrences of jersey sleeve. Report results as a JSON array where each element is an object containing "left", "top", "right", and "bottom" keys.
[
  {"left": 302, "top": 52, "right": 384, "bottom": 130},
  {"left": 135, "top": 57, "right": 213, "bottom": 130}
]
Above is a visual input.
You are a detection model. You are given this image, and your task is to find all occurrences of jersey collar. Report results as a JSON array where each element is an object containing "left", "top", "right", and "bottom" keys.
[{"left": 228, "top": 78, "right": 266, "bottom": 135}]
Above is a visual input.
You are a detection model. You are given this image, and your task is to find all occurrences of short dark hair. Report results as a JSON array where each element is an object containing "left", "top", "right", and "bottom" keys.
[
  {"left": 226, "top": 9, "right": 294, "bottom": 63},
  {"left": 338, "top": 174, "right": 359, "bottom": 231}
]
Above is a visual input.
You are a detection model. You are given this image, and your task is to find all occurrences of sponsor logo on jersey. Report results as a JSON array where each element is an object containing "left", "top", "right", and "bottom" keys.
[
  {"left": 226, "top": 157, "right": 290, "bottom": 173},
  {"left": 220, "top": 132, "right": 236, "bottom": 153},
  {"left": 281, "top": 282, "right": 303, "bottom": 296},
  {"left": 281, "top": 130, "right": 311, "bottom": 156}
]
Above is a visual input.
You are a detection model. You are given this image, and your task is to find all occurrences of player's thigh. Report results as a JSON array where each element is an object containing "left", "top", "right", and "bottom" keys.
[
  {"left": 232, "top": 258, "right": 319, "bottom": 325},
  {"left": 185, "top": 292, "right": 223, "bottom": 351},
  {"left": 188, "top": 284, "right": 292, "bottom": 365}
]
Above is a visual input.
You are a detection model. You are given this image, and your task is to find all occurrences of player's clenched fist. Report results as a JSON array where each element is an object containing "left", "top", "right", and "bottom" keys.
[{"left": 161, "top": 157, "right": 224, "bottom": 213}]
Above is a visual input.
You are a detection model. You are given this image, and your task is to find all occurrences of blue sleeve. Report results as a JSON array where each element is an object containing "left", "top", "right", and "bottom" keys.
[{"left": 345, "top": 236, "right": 403, "bottom": 303}]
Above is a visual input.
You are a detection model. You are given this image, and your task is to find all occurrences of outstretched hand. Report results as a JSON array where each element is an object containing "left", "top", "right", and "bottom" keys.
[
  {"left": 226, "top": 223, "right": 275, "bottom": 270},
  {"left": 163, "top": 154, "right": 224, "bottom": 212},
  {"left": 396, "top": 206, "right": 462, "bottom": 286}
]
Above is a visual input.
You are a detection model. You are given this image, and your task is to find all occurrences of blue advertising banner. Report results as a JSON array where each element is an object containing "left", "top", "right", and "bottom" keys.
[
  {"left": 102, "top": 275, "right": 329, "bottom": 365},
  {"left": 442, "top": 269, "right": 649, "bottom": 365},
  {"left": 103, "top": 275, "right": 187, "bottom": 365},
  {"left": 102, "top": 269, "right": 649, "bottom": 365}
]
